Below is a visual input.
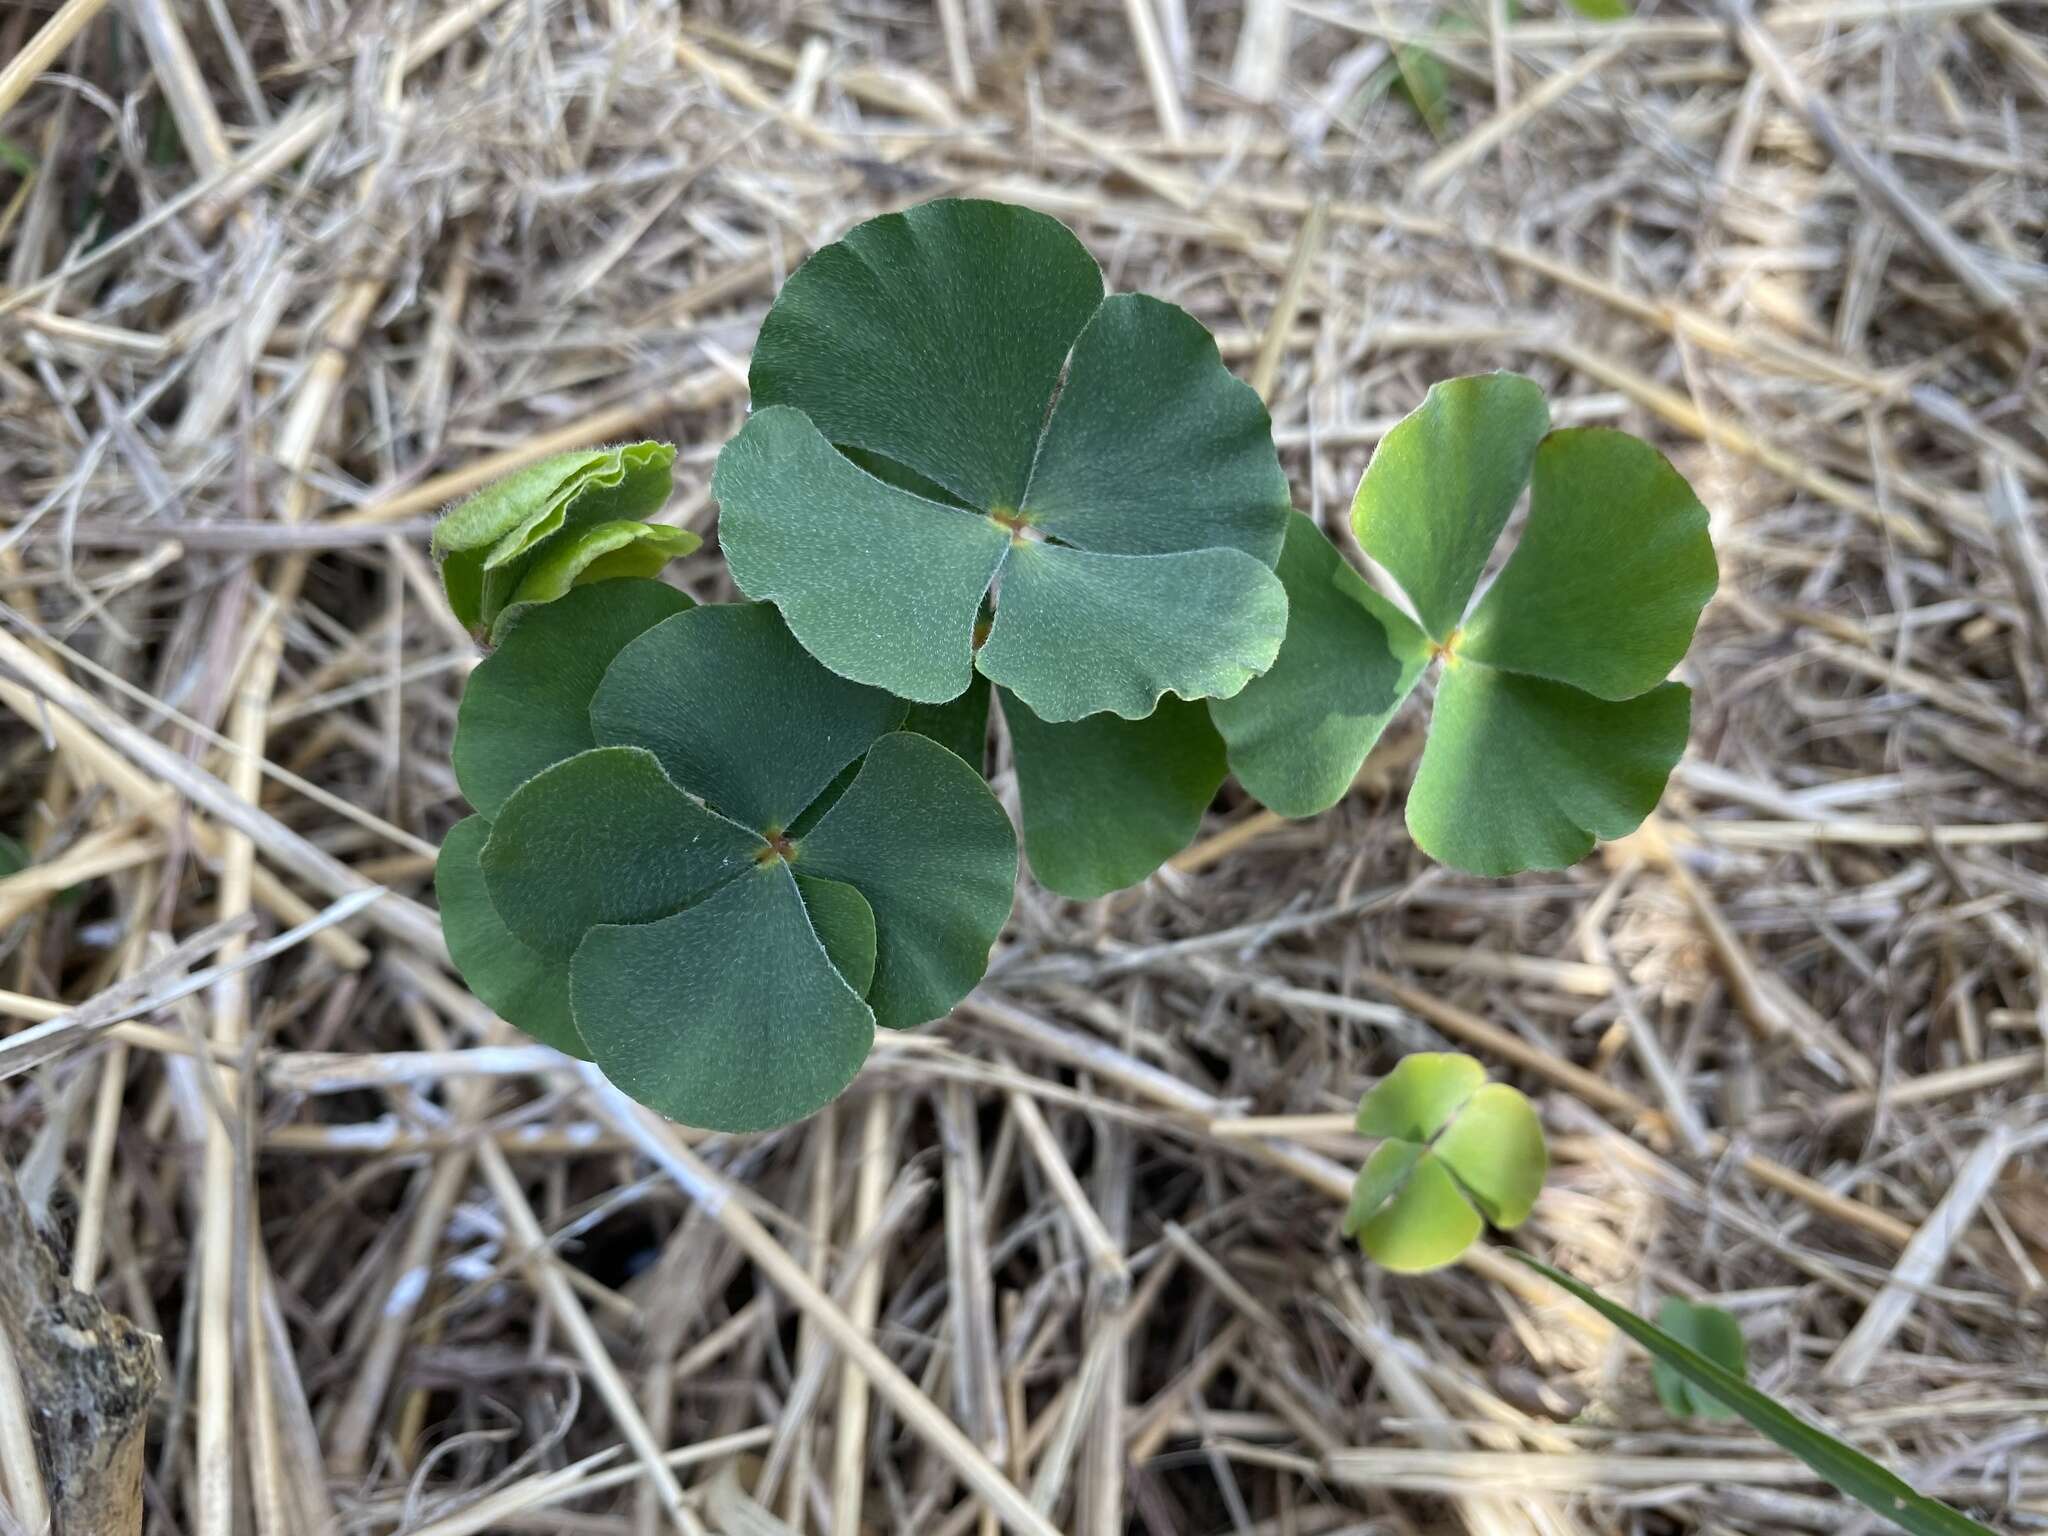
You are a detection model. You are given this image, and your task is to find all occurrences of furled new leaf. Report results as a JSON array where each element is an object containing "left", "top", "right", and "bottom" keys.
[
  {"left": 504, "top": 520, "right": 700, "bottom": 614},
  {"left": 432, "top": 441, "right": 695, "bottom": 637},
  {"left": 715, "top": 199, "right": 1291, "bottom": 723},
  {"left": 440, "top": 601, "right": 1019, "bottom": 1132},
  {"left": 1214, "top": 375, "right": 1716, "bottom": 876}
]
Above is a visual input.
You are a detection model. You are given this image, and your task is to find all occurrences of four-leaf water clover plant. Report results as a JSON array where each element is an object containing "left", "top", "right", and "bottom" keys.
[
  {"left": 712, "top": 198, "right": 1294, "bottom": 898},
  {"left": 1343, "top": 1052, "right": 1545, "bottom": 1272},
  {"left": 435, "top": 581, "right": 1017, "bottom": 1131},
  {"left": 1212, "top": 372, "right": 1717, "bottom": 875},
  {"left": 433, "top": 441, "right": 700, "bottom": 641}
]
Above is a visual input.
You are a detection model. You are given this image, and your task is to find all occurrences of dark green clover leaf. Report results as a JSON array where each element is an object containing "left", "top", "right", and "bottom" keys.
[
  {"left": 1005, "top": 694, "right": 1226, "bottom": 901},
  {"left": 714, "top": 198, "right": 1291, "bottom": 723},
  {"left": 1344, "top": 1052, "right": 1545, "bottom": 1273},
  {"left": 454, "top": 579, "right": 693, "bottom": 821},
  {"left": 1213, "top": 374, "right": 1716, "bottom": 875},
  {"left": 436, "top": 816, "right": 582, "bottom": 1057},
  {"left": 1652, "top": 1299, "right": 1747, "bottom": 1420},
  {"left": 441, "top": 600, "right": 1017, "bottom": 1132},
  {"left": 431, "top": 442, "right": 699, "bottom": 640},
  {"left": 893, "top": 682, "right": 1228, "bottom": 902}
]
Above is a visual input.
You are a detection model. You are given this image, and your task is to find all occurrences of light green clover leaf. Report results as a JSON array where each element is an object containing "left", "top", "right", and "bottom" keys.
[
  {"left": 1344, "top": 1052, "right": 1546, "bottom": 1273},
  {"left": 431, "top": 441, "right": 699, "bottom": 640},
  {"left": 437, "top": 599, "right": 1018, "bottom": 1131},
  {"left": 713, "top": 198, "right": 1291, "bottom": 724},
  {"left": 1212, "top": 373, "right": 1716, "bottom": 875}
]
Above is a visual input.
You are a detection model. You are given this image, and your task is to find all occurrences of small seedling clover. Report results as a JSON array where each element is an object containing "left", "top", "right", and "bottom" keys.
[
  {"left": 1342, "top": 1052, "right": 1545, "bottom": 1272},
  {"left": 1338, "top": 1060, "right": 1994, "bottom": 1533}
]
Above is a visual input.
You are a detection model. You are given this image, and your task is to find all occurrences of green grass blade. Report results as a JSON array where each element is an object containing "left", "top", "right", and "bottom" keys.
[{"left": 1513, "top": 1256, "right": 1998, "bottom": 1536}]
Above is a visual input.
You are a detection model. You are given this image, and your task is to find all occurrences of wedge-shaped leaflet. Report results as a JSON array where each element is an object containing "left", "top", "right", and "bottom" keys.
[
  {"left": 892, "top": 683, "right": 1229, "bottom": 902},
  {"left": 1212, "top": 374, "right": 1716, "bottom": 875},
  {"left": 1344, "top": 1141, "right": 1480, "bottom": 1274},
  {"left": 1406, "top": 670, "right": 1692, "bottom": 877},
  {"left": 432, "top": 442, "right": 698, "bottom": 639},
  {"left": 1353, "top": 1051, "right": 1485, "bottom": 1143},
  {"left": 589, "top": 600, "right": 907, "bottom": 833},
  {"left": 440, "top": 601, "right": 1019, "bottom": 1131},
  {"left": 1344, "top": 1053, "right": 1545, "bottom": 1273},
  {"left": 716, "top": 198, "right": 1291, "bottom": 723},
  {"left": 789, "top": 732, "right": 1020, "bottom": 1029},
  {"left": 1005, "top": 695, "right": 1227, "bottom": 901},
  {"left": 454, "top": 579, "right": 693, "bottom": 820},
  {"left": 1210, "top": 512, "right": 1432, "bottom": 819},
  {"left": 570, "top": 866, "right": 876, "bottom": 1134}
]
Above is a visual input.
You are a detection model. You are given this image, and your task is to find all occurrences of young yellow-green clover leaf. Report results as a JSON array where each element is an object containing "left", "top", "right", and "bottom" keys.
[
  {"left": 1212, "top": 373, "right": 1717, "bottom": 875},
  {"left": 431, "top": 441, "right": 698, "bottom": 639},
  {"left": 1344, "top": 1053, "right": 1546, "bottom": 1273},
  {"left": 1652, "top": 1299, "right": 1747, "bottom": 1420},
  {"left": 454, "top": 602, "right": 1016, "bottom": 1132},
  {"left": 714, "top": 198, "right": 1291, "bottom": 723}
]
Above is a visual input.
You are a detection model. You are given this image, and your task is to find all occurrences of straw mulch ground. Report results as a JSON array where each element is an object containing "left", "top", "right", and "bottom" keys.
[{"left": 3, "top": 1, "right": 2046, "bottom": 1532}]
